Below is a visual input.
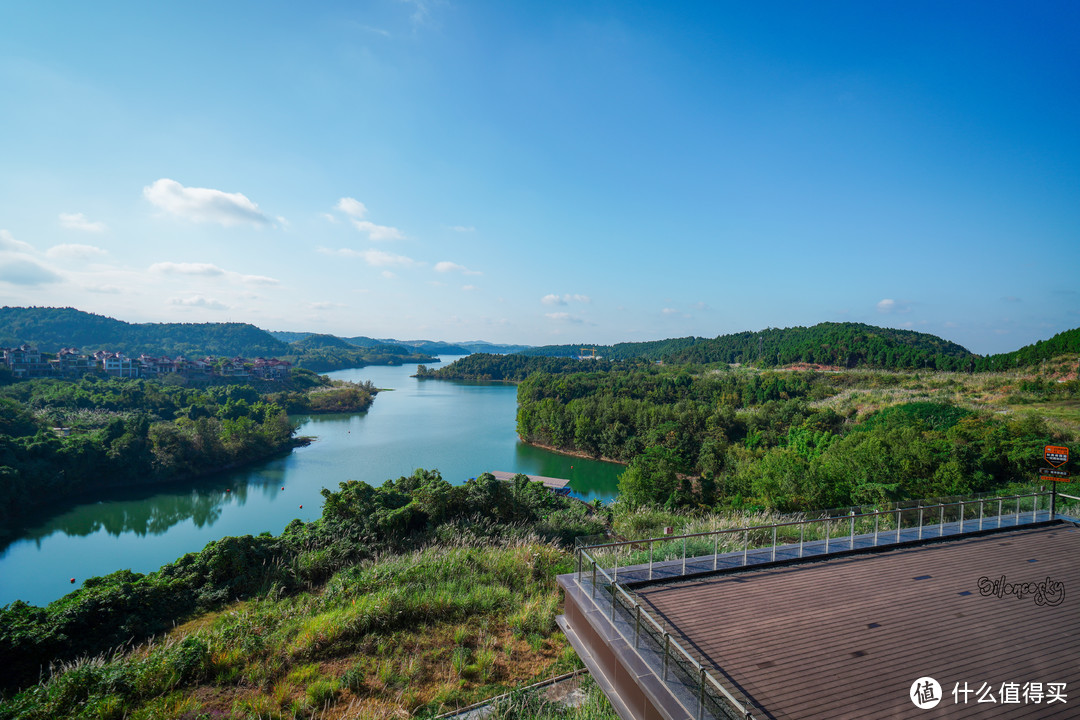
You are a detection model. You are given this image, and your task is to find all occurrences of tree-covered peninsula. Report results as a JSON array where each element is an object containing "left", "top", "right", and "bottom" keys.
[{"left": 0, "top": 373, "right": 375, "bottom": 531}]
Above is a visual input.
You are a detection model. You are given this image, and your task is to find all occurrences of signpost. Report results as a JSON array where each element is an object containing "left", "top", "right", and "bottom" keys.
[{"left": 1042, "top": 446, "right": 1071, "bottom": 519}]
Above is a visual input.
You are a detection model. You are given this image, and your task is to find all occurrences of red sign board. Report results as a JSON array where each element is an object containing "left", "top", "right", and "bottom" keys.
[{"left": 1045, "top": 446, "right": 1069, "bottom": 468}]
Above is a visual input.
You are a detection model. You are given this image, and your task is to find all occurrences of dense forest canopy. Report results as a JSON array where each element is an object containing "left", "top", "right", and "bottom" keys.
[
  {"left": 415, "top": 353, "right": 631, "bottom": 381},
  {"left": 520, "top": 322, "right": 979, "bottom": 370},
  {"left": 974, "top": 327, "right": 1080, "bottom": 371},
  {"left": 0, "top": 307, "right": 289, "bottom": 357},
  {"left": 517, "top": 365, "right": 1077, "bottom": 511}
]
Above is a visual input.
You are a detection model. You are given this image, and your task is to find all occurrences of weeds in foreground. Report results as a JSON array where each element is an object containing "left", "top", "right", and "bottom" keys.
[{"left": 0, "top": 540, "right": 580, "bottom": 720}]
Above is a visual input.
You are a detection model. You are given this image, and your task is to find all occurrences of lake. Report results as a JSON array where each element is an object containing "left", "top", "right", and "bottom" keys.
[{"left": 0, "top": 358, "right": 623, "bottom": 607}]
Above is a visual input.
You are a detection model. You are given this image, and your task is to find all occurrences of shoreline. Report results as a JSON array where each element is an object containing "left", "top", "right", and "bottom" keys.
[{"left": 518, "top": 438, "right": 628, "bottom": 466}]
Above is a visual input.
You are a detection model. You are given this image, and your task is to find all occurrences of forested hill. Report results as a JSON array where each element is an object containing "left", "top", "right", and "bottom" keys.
[
  {"left": 521, "top": 322, "right": 978, "bottom": 371},
  {"left": 415, "top": 353, "right": 627, "bottom": 381},
  {"left": 0, "top": 307, "right": 289, "bottom": 357},
  {"left": 974, "top": 327, "right": 1080, "bottom": 371}
]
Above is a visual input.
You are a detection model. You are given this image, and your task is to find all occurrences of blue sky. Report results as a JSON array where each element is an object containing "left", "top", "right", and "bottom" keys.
[{"left": 0, "top": 1, "right": 1076, "bottom": 354}]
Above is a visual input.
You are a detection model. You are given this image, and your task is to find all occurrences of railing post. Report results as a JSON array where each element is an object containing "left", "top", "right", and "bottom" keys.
[
  {"left": 649, "top": 541, "right": 654, "bottom": 581},
  {"left": 959, "top": 501, "right": 964, "bottom": 533},
  {"left": 663, "top": 634, "right": 669, "bottom": 680},
  {"left": 799, "top": 522, "right": 805, "bottom": 558},
  {"left": 698, "top": 666, "right": 706, "bottom": 719},
  {"left": 634, "top": 604, "right": 641, "bottom": 648},
  {"left": 614, "top": 548, "right": 619, "bottom": 583},
  {"left": 1032, "top": 493, "right": 1037, "bottom": 521},
  {"left": 979, "top": 499, "right": 984, "bottom": 530},
  {"left": 874, "top": 513, "right": 879, "bottom": 546},
  {"left": 743, "top": 529, "right": 748, "bottom": 566},
  {"left": 896, "top": 508, "right": 901, "bottom": 541},
  {"left": 849, "top": 511, "right": 855, "bottom": 549},
  {"left": 939, "top": 504, "right": 944, "bottom": 536},
  {"left": 713, "top": 533, "right": 719, "bottom": 571},
  {"left": 592, "top": 560, "right": 597, "bottom": 599},
  {"left": 771, "top": 526, "right": 777, "bottom": 561},
  {"left": 611, "top": 580, "right": 616, "bottom": 620},
  {"left": 824, "top": 518, "right": 830, "bottom": 554},
  {"left": 998, "top": 498, "right": 1003, "bottom": 528},
  {"left": 918, "top": 506, "right": 923, "bottom": 540},
  {"left": 1016, "top": 497, "right": 1020, "bottom": 524},
  {"left": 682, "top": 537, "right": 687, "bottom": 575}
]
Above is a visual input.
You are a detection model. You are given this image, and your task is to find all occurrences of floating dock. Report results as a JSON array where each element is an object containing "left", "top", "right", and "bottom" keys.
[{"left": 489, "top": 471, "right": 570, "bottom": 492}]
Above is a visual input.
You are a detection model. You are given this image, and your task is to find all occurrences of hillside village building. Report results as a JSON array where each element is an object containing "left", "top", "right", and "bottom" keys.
[{"left": 1, "top": 345, "right": 291, "bottom": 381}]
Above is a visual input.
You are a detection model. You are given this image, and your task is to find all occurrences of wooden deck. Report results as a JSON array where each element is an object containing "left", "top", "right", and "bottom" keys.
[
  {"left": 634, "top": 522, "right": 1080, "bottom": 719},
  {"left": 489, "top": 470, "right": 570, "bottom": 491}
]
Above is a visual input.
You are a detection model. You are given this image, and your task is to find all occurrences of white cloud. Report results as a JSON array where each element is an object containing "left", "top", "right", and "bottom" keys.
[
  {"left": 462, "top": 284, "right": 477, "bottom": 291},
  {"left": 169, "top": 295, "right": 229, "bottom": 310},
  {"left": 435, "top": 260, "right": 481, "bottom": 275},
  {"left": 876, "top": 298, "right": 912, "bottom": 314},
  {"left": 46, "top": 244, "right": 108, "bottom": 260},
  {"left": 143, "top": 178, "right": 270, "bottom": 227},
  {"left": 544, "top": 312, "right": 584, "bottom": 324},
  {"left": 149, "top": 261, "right": 279, "bottom": 284},
  {"left": 240, "top": 274, "right": 279, "bottom": 285},
  {"left": 151, "top": 262, "right": 226, "bottom": 276},
  {"left": 321, "top": 213, "right": 338, "bottom": 223},
  {"left": 0, "top": 258, "right": 61, "bottom": 285},
  {"left": 59, "top": 212, "right": 106, "bottom": 233},
  {"left": 85, "top": 284, "right": 123, "bottom": 294},
  {"left": 352, "top": 219, "right": 405, "bottom": 242},
  {"left": 661, "top": 307, "right": 678, "bottom": 315},
  {"left": 450, "top": 225, "right": 475, "bottom": 233},
  {"left": 336, "top": 197, "right": 368, "bottom": 218},
  {"left": 321, "top": 247, "right": 416, "bottom": 268},
  {"left": 0, "top": 229, "right": 34, "bottom": 253},
  {"left": 542, "top": 293, "right": 590, "bottom": 306},
  {"left": 382, "top": 270, "right": 397, "bottom": 279},
  {"left": 333, "top": 198, "right": 404, "bottom": 241},
  {"left": 310, "top": 301, "right": 346, "bottom": 310}
]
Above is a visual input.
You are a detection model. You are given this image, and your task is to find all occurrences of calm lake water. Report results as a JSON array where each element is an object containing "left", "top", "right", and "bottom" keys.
[{"left": 0, "top": 358, "right": 623, "bottom": 607}]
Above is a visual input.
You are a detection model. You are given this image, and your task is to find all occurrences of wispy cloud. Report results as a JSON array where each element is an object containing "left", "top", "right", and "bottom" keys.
[
  {"left": 150, "top": 261, "right": 279, "bottom": 285},
  {"left": 876, "top": 298, "right": 911, "bottom": 314},
  {"left": 47, "top": 244, "right": 108, "bottom": 261},
  {"left": 435, "top": 260, "right": 481, "bottom": 275},
  {"left": 144, "top": 178, "right": 271, "bottom": 227},
  {"left": 169, "top": 295, "right": 229, "bottom": 310},
  {"left": 541, "top": 293, "right": 590, "bottom": 306},
  {"left": 334, "top": 197, "right": 404, "bottom": 241},
  {"left": 449, "top": 225, "right": 475, "bottom": 233},
  {"left": 0, "top": 258, "right": 61, "bottom": 286},
  {"left": 320, "top": 247, "right": 416, "bottom": 268},
  {"left": 59, "top": 212, "right": 106, "bottom": 233},
  {"left": 462, "top": 284, "right": 477, "bottom": 291},
  {"left": 661, "top": 307, "right": 678, "bottom": 315},
  {"left": 0, "top": 229, "right": 34, "bottom": 253}
]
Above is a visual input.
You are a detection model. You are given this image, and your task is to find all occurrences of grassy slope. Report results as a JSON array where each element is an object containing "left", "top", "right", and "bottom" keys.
[{"left": 1, "top": 541, "right": 614, "bottom": 720}]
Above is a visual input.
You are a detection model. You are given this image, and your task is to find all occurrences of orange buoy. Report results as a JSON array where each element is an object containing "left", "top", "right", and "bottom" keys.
[
  {"left": 70, "top": 578, "right": 75, "bottom": 584},
  {"left": 281, "top": 487, "right": 285, "bottom": 490},
  {"left": 299, "top": 505, "right": 303, "bottom": 509}
]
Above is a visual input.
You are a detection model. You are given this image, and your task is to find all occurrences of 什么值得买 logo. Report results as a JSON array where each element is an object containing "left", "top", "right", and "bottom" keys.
[{"left": 977, "top": 575, "right": 1064, "bottom": 606}]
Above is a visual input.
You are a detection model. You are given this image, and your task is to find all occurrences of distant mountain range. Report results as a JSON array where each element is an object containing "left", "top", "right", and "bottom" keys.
[
  {"left": 2, "top": 307, "right": 1076, "bottom": 374},
  {"left": 267, "top": 331, "right": 531, "bottom": 356}
]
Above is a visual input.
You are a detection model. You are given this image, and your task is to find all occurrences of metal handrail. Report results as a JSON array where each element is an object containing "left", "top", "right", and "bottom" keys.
[
  {"left": 581, "top": 491, "right": 1049, "bottom": 554},
  {"left": 581, "top": 548, "right": 754, "bottom": 719}
]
